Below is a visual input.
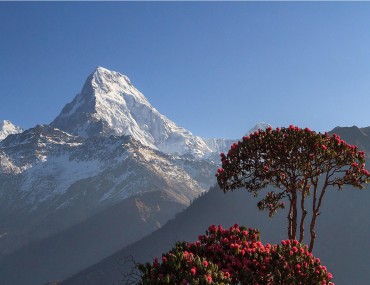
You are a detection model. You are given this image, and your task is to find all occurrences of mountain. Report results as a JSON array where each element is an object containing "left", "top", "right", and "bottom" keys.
[
  {"left": 0, "top": 120, "right": 23, "bottom": 141},
  {"left": 60, "top": 125, "right": 370, "bottom": 285},
  {"left": 51, "top": 67, "right": 213, "bottom": 158},
  {"left": 0, "top": 67, "right": 228, "bottom": 260},
  {"left": 330, "top": 125, "right": 370, "bottom": 156}
]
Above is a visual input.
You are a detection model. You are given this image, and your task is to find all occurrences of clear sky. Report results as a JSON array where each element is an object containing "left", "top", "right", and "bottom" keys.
[{"left": 1, "top": 2, "right": 370, "bottom": 139}]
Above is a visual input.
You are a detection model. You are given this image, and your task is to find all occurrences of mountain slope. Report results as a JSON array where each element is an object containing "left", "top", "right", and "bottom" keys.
[
  {"left": 330, "top": 125, "right": 370, "bottom": 156},
  {"left": 0, "top": 191, "right": 185, "bottom": 285}
]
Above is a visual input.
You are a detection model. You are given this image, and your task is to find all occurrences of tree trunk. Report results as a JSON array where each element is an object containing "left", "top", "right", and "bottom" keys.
[
  {"left": 287, "top": 195, "right": 293, "bottom": 239},
  {"left": 309, "top": 180, "right": 318, "bottom": 252},
  {"left": 309, "top": 211, "right": 317, "bottom": 252},
  {"left": 299, "top": 187, "right": 307, "bottom": 243},
  {"left": 291, "top": 191, "right": 298, "bottom": 240},
  {"left": 309, "top": 180, "right": 328, "bottom": 252}
]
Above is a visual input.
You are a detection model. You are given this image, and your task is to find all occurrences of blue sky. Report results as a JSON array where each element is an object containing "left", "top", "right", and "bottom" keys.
[{"left": 1, "top": 2, "right": 370, "bottom": 139}]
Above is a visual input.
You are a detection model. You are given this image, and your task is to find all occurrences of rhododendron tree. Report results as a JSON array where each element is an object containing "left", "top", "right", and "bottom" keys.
[
  {"left": 216, "top": 125, "right": 370, "bottom": 251},
  {"left": 137, "top": 224, "right": 334, "bottom": 284}
]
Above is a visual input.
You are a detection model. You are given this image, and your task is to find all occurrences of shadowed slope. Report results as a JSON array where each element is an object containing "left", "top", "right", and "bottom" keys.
[
  {"left": 63, "top": 183, "right": 370, "bottom": 285},
  {"left": 0, "top": 191, "right": 185, "bottom": 285}
]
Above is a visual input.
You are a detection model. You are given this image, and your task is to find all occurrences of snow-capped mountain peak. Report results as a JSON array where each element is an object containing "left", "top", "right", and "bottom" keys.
[
  {"left": 91, "top": 66, "right": 149, "bottom": 106},
  {"left": 52, "top": 67, "right": 212, "bottom": 157},
  {"left": 248, "top": 122, "right": 272, "bottom": 134},
  {"left": 0, "top": 120, "right": 23, "bottom": 141}
]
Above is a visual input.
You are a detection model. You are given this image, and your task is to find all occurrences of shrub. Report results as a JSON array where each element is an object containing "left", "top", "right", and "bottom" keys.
[{"left": 138, "top": 224, "right": 334, "bottom": 285}]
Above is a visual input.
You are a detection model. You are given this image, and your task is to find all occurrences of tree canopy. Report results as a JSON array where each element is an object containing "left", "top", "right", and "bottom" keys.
[{"left": 216, "top": 125, "right": 370, "bottom": 251}]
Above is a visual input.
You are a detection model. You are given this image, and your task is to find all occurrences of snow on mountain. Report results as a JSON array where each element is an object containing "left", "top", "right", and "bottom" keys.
[
  {"left": 0, "top": 124, "right": 209, "bottom": 256},
  {"left": 248, "top": 122, "right": 272, "bottom": 134},
  {"left": 203, "top": 138, "right": 237, "bottom": 153},
  {"left": 0, "top": 120, "right": 23, "bottom": 141},
  {"left": 0, "top": 125, "right": 204, "bottom": 209},
  {"left": 203, "top": 123, "right": 272, "bottom": 157},
  {"left": 52, "top": 67, "right": 212, "bottom": 158}
]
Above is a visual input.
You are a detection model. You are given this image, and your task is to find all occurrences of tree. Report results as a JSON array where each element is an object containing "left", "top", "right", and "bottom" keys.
[
  {"left": 216, "top": 125, "right": 370, "bottom": 251},
  {"left": 137, "top": 224, "right": 334, "bottom": 284}
]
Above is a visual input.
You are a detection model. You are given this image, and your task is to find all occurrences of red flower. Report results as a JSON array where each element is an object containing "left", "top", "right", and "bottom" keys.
[
  {"left": 205, "top": 274, "right": 212, "bottom": 283},
  {"left": 190, "top": 267, "right": 196, "bottom": 275},
  {"left": 140, "top": 225, "right": 334, "bottom": 284}
]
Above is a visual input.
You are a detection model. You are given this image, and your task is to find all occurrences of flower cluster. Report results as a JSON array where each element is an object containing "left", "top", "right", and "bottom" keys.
[
  {"left": 138, "top": 224, "right": 334, "bottom": 285},
  {"left": 138, "top": 242, "right": 231, "bottom": 285},
  {"left": 256, "top": 191, "right": 286, "bottom": 217}
]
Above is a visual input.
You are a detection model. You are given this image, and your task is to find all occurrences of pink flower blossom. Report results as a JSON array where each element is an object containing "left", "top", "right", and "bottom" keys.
[{"left": 190, "top": 267, "right": 196, "bottom": 275}]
